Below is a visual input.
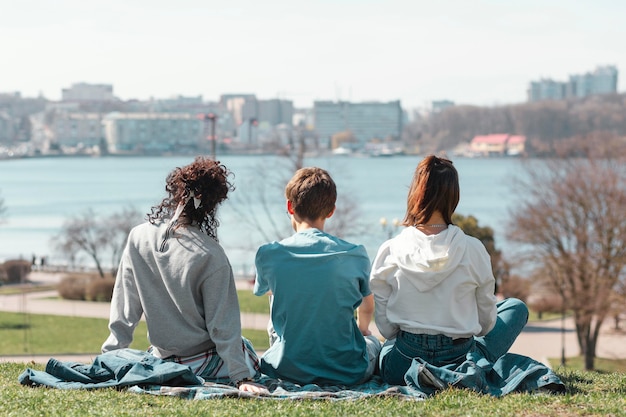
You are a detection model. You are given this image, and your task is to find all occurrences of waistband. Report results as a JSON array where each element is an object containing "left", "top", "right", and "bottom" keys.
[{"left": 400, "top": 331, "right": 472, "bottom": 345}]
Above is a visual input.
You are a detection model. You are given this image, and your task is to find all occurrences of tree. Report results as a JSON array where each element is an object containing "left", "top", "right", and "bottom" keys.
[
  {"left": 452, "top": 213, "right": 514, "bottom": 297},
  {"left": 0, "top": 190, "right": 6, "bottom": 224},
  {"left": 507, "top": 157, "right": 626, "bottom": 370},
  {"left": 53, "top": 207, "right": 142, "bottom": 278}
]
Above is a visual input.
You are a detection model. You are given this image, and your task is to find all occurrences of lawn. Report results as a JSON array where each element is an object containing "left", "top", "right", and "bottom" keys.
[
  {"left": 1, "top": 363, "right": 625, "bottom": 416},
  {"left": 0, "top": 312, "right": 270, "bottom": 355}
]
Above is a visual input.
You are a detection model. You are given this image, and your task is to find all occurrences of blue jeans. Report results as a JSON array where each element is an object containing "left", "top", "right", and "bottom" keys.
[{"left": 379, "top": 298, "right": 529, "bottom": 385}]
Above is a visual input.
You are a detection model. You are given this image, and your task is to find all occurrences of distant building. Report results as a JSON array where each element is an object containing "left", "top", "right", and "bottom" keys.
[
  {"left": 431, "top": 100, "right": 455, "bottom": 113},
  {"left": 469, "top": 134, "right": 526, "bottom": 156},
  {"left": 0, "top": 111, "right": 11, "bottom": 142},
  {"left": 568, "top": 65, "right": 618, "bottom": 98},
  {"left": 50, "top": 112, "right": 104, "bottom": 148},
  {"left": 528, "top": 65, "right": 618, "bottom": 102},
  {"left": 258, "top": 99, "right": 293, "bottom": 127},
  {"left": 102, "top": 112, "right": 203, "bottom": 153},
  {"left": 62, "top": 83, "right": 117, "bottom": 102},
  {"left": 313, "top": 100, "right": 403, "bottom": 146},
  {"left": 528, "top": 79, "right": 566, "bottom": 102}
]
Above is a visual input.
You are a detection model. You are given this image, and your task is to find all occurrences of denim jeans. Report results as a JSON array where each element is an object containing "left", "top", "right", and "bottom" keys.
[{"left": 379, "top": 298, "right": 529, "bottom": 385}]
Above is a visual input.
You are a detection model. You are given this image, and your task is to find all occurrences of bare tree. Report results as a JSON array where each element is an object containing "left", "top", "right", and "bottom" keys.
[
  {"left": 0, "top": 190, "right": 6, "bottom": 224},
  {"left": 53, "top": 206, "right": 143, "bottom": 278},
  {"left": 507, "top": 157, "right": 626, "bottom": 370}
]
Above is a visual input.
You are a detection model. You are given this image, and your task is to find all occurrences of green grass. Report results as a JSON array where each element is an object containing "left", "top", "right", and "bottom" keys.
[
  {"left": 237, "top": 289, "right": 270, "bottom": 314},
  {"left": 1, "top": 364, "right": 625, "bottom": 417},
  {"left": 0, "top": 312, "right": 269, "bottom": 355},
  {"left": 549, "top": 356, "right": 626, "bottom": 373},
  {"left": 0, "top": 284, "right": 57, "bottom": 295}
]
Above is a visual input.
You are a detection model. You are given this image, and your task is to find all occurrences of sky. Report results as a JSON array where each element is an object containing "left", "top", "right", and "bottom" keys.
[{"left": 1, "top": 0, "right": 624, "bottom": 110}]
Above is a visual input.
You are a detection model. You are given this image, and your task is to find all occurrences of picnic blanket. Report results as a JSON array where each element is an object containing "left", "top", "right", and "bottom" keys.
[
  {"left": 17, "top": 349, "right": 424, "bottom": 400},
  {"left": 129, "top": 376, "right": 425, "bottom": 400},
  {"left": 18, "top": 348, "right": 564, "bottom": 400}
]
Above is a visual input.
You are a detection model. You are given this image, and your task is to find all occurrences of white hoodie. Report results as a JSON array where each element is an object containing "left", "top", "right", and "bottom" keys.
[{"left": 370, "top": 225, "right": 497, "bottom": 340}]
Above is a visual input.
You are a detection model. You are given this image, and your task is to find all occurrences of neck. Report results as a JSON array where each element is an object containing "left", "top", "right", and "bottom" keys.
[{"left": 293, "top": 217, "right": 325, "bottom": 232}]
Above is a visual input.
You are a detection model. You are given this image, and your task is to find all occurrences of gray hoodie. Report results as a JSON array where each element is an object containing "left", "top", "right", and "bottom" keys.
[{"left": 370, "top": 225, "right": 497, "bottom": 340}]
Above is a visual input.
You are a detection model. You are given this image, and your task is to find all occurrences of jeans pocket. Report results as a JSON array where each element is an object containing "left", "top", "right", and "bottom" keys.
[{"left": 380, "top": 343, "right": 415, "bottom": 385}]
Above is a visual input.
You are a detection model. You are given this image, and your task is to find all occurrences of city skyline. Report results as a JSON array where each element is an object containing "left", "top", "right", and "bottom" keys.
[{"left": 2, "top": 0, "right": 624, "bottom": 109}]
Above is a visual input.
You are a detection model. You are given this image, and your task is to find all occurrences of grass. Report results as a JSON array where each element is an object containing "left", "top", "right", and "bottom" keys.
[
  {"left": 0, "top": 312, "right": 270, "bottom": 355},
  {"left": 549, "top": 356, "right": 626, "bottom": 373},
  {"left": 237, "top": 289, "right": 270, "bottom": 314},
  {"left": 2, "top": 288, "right": 626, "bottom": 415},
  {"left": 0, "top": 284, "right": 57, "bottom": 295},
  {"left": 1, "top": 364, "right": 625, "bottom": 416}
]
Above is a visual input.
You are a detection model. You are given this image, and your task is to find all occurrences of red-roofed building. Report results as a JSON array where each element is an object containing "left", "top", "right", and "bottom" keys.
[{"left": 469, "top": 134, "right": 526, "bottom": 156}]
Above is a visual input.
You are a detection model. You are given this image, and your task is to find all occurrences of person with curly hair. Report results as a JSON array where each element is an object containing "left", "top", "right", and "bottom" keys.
[{"left": 102, "top": 157, "right": 266, "bottom": 393}]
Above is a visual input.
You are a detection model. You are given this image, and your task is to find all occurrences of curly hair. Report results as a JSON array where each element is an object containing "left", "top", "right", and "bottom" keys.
[{"left": 148, "top": 156, "right": 234, "bottom": 241}]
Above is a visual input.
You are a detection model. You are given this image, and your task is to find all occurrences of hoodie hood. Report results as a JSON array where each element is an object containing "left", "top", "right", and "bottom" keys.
[{"left": 387, "top": 225, "right": 468, "bottom": 292}]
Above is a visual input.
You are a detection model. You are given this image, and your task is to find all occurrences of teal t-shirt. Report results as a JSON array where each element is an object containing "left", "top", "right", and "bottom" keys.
[{"left": 254, "top": 228, "right": 371, "bottom": 385}]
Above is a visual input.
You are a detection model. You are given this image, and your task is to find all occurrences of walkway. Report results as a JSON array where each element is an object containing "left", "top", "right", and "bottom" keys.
[{"left": 1, "top": 272, "right": 625, "bottom": 365}]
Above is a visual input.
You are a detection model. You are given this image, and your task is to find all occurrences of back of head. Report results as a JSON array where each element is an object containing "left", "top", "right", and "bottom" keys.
[
  {"left": 404, "top": 155, "right": 459, "bottom": 226},
  {"left": 285, "top": 167, "right": 336, "bottom": 221},
  {"left": 149, "top": 156, "right": 234, "bottom": 240}
]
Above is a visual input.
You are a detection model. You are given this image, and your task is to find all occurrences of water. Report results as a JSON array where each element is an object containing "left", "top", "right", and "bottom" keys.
[{"left": 0, "top": 154, "right": 521, "bottom": 273}]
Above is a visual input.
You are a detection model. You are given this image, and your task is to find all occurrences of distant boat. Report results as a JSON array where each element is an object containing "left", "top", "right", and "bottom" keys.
[
  {"left": 332, "top": 146, "right": 352, "bottom": 156},
  {"left": 369, "top": 146, "right": 404, "bottom": 157}
]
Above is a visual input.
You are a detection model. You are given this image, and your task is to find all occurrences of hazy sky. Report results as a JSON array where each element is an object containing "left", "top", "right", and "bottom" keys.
[{"left": 2, "top": 0, "right": 624, "bottom": 109}]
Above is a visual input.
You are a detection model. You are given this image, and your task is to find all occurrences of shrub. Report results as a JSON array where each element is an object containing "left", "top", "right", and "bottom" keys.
[
  {"left": 529, "top": 294, "right": 563, "bottom": 319},
  {"left": 85, "top": 277, "right": 116, "bottom": 302},
  {"left": 57, "top": 274, "right": 91, "bottom": 300},
  {"left": 1, "top": 259, "right": 31, "bottom": 284}
]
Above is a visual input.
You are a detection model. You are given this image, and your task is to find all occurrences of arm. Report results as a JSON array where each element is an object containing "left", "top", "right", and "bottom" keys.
[
  {"left": 253, "top": 247, "right": 270, "bottom": 296},
  {"left": 101, "top": 249, "right": 143, "bottom": 352},
  {"left": 357, "top": 294, "right": 375, "bottom": 336},
  {"left": 202, "top": 264, "right": 251, "bottom": 383},
  {"left": 472, "top": 243, "right": 498, "bottom": 336},
  {"left": 370, "top": 245, "right": 400, "bottom": 340}
]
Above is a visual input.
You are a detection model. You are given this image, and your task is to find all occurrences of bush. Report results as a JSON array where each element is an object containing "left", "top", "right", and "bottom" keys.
[
  {"left": 57, "top": 274, "right": 91, "bottom": 300},
  {"left": 0, "top": 259, "right": 31, "bottom": 284},
  {"left": 85, "top": 277, "right": 116, "bottom": 302},
  {"left": 529, "top": 294, "right": 563, "bottom": 319}
]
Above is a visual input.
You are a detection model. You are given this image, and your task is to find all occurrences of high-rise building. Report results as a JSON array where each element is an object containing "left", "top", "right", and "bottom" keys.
[
  {"left": 102, "top": 112, "right": 203, "bottom": 153},
  {"left": 527, "top": 79, "right": 566, "bottom": 102},
  {"left": 313, "top": 100, "right": 403, "bottom": 146},
  {"left": 528, "top": 66, "right": 618, "bottom": 102}
]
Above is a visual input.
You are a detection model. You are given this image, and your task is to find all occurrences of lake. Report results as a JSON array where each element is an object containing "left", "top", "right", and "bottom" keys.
[{"left": 0, "top": 154, "right": 521, "bottom": 275}]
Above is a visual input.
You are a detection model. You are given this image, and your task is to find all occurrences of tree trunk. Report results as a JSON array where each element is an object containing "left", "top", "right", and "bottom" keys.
[{"left": 583, "top": 347, "right": 595, "bottom": 371}]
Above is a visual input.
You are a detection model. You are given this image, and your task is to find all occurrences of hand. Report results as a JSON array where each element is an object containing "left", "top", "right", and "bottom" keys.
[
  {"left": 238, "top": 381, "right": 270, "bottom": 394},
  {"left": 360, "top": 327, "right": 372, "bottom": 336}
]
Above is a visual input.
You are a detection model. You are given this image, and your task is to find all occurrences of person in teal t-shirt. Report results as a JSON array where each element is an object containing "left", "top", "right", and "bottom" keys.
[{"left": 254, "top": 167, "right": 381, "bottom": 386}]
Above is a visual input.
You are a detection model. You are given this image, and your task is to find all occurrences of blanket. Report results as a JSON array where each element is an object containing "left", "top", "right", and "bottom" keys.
[
  {"left": 129, "top": 376, "right": 425, "bottom": 400},
  {"left": 18, "top": 349, "right": 424, "bottom": 400},
  {"left": 18, "top": 348, "right": 564, "bottom": 400}
]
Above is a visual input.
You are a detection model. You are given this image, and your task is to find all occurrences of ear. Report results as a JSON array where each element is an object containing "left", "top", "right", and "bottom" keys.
[
  {"left": 326, "top": 206, "right": 336, "bottom": 219},
  {"left": 287, "top": 200, "right": 295, "bottom": 215}
]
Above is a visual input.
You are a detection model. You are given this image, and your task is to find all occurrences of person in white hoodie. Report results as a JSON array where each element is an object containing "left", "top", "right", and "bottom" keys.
[{"left": 370, "top": 155, "right": 530, "bottom": 387}]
